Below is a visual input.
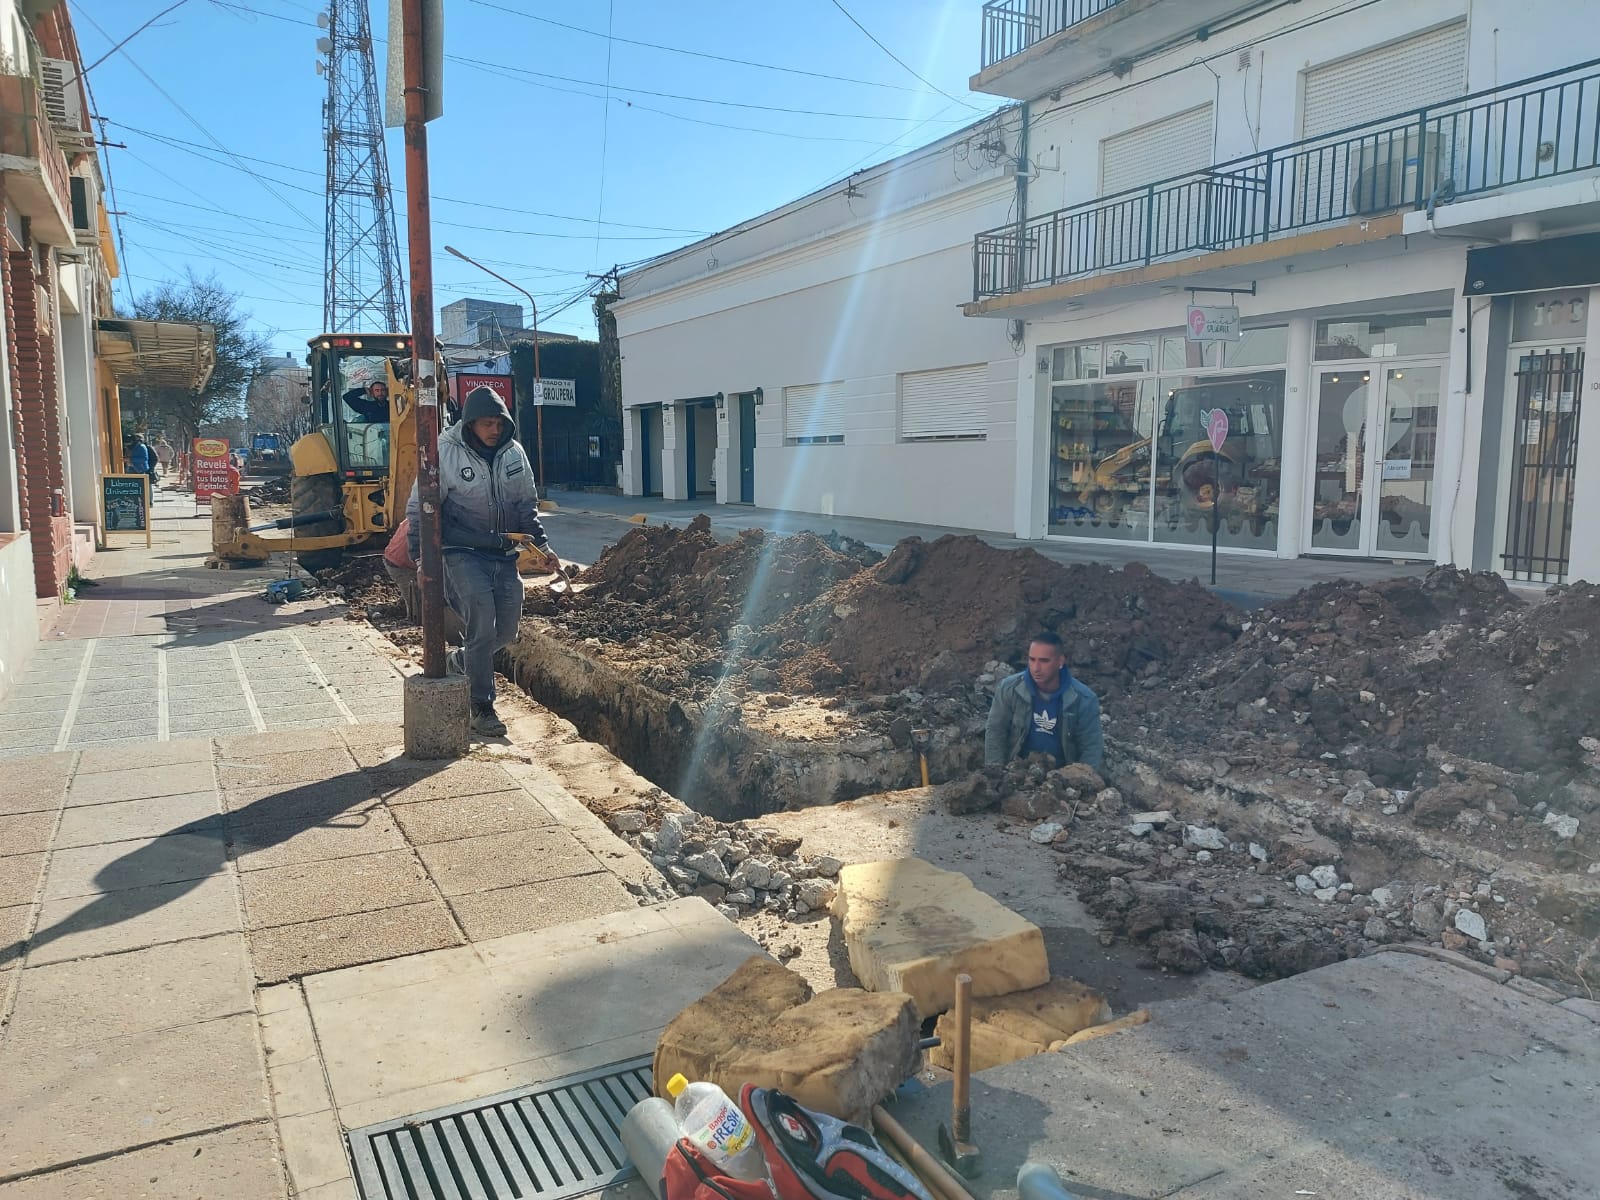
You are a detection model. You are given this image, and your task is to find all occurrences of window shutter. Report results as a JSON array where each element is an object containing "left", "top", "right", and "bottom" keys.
[
  {"left": 784, "top": 382, "right": 846, "bottom": 442},
  {"left": 1100, "top": 104, "right": 1213, "bottom": 196},
  {"left": 900, "top": 364, "right": 987, "bottom": 440},
  {"left": 1302, "top": 24, "right": 1466, "bottom": 138}
]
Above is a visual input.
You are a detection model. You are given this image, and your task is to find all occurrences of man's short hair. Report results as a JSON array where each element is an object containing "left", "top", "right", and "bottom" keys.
[{"left": 1029, "top": 631, "right": 1065, "bottom": 654}]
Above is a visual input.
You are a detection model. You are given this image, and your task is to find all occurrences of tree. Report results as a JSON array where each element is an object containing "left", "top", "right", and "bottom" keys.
[
  {"left": 246, "top": 367, "right": 312, "bottom": 440},
  {"left": 120, "top": 271, "right": 269, "bottom": 444}
]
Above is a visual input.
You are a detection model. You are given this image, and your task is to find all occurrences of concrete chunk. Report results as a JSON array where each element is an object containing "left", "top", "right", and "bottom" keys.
[
  {"left": 829, "top": 858, "right": 1049, "bottom": 1017},
  {"left": 653, "top": 956, "right": 919, "bottom": 1123},
  {"left": 930, "top": 977, "right": 1112, "bottom": 1072}
]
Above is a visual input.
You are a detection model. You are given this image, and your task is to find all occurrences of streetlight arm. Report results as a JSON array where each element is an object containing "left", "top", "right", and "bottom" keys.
[{"left": 443, "top": 245, "right": 538, "bottom": 323}]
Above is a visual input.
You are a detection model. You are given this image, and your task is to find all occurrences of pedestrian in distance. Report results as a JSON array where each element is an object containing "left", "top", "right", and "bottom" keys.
[
  {"left": 984, "top": 631, "right": 1104, "bottom": 772},
  {"left": 154, "top": 435, "right": 174, "bottom": 476},
  {"left": 127, "top": 433, "right": 159, "bottom": 492},
  {"left": 407, "top": 385, "right": 554, "bottom": 737}
]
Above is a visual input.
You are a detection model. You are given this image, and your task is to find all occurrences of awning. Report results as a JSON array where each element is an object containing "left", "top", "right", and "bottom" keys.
[
  {"left": 1464, "top": 232, "right": 1600, "bottom": 297},
  {"left": 95, "top": 318, "right": 217, "bottom": 392}
]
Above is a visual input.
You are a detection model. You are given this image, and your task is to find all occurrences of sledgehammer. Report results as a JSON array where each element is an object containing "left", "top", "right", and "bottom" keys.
[{"left": 937, "top": 973, "right": 981, "bottom": 1177}]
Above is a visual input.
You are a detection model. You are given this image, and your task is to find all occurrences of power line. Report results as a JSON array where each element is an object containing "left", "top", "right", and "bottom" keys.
[
  {"left": 825, "top": 0, "right": 982, "bottom": 112},
  {"left": 464, "top": 0, "right": 936, "bottom": 96},
  {"left": 594, "top": 0, "right": 615, "bottom": 262}
]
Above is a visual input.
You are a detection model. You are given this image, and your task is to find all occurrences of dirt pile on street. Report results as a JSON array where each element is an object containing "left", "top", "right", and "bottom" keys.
[
  {"left": 313, "top": 553, "right": 397, "bottom": 623},
  {"left": 760, "top": 535, "right": 1237, "bottom": 699},
  {"left": 248, "top": 476, "right": 290, "bottom": 505}
]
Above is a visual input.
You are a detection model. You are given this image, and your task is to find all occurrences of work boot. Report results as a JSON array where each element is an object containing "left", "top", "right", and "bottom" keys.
[{"left": 471, "top": 702, "right": 506, "bottom": 738}]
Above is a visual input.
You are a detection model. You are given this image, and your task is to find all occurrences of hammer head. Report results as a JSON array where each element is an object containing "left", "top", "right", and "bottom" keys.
[
  {"left": 910, "top": 728, "right": 932, "bottom": 752},
  {"left": 937, "top": 1122, "right": 981, "bottom": 1178}
]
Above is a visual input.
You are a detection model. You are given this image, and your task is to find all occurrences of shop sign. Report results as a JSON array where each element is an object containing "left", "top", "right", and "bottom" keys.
[
  {"left": 1382, "top": 459, "right": 1413, "bottom": 480},
  {"left": 102, "top": 474, "right": 151, "bottom": 546},
  {"left": 531, "top": 378, "right": 577, "bottom": 407},
  {"left": 193, "top": 437, "right": 234, "bottom": 501},
  {"left": 1186, "top": 305, "right": 1241, "bottom": 342}
]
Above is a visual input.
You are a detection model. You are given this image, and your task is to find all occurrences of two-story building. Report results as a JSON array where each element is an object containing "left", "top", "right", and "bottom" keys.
[{"left": 614, "top": 0, "right": 1600, "bottom": 585}]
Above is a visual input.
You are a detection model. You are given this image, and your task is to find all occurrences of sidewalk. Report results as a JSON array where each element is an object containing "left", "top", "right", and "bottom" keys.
[
  {"left": 539, "top": 488, "right": 1427, "bottom": 604},
  {"left": 0, "top": 490, "right": 755, "bottom": 1197}
]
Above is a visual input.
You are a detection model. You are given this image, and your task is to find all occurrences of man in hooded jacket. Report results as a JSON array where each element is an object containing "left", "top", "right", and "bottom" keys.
[{"left": 407, "top": 385, "right": 552, "bottom": 736}]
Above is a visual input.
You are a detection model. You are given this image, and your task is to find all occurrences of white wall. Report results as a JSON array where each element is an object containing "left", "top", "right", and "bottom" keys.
[{"left": 0, "top": 533, "right": 38, "bottom": 700}]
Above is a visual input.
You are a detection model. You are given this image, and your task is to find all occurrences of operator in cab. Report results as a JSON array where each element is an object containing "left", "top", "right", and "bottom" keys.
[{"left": 343, "top": 378, "right": 390, "bottom": 423}]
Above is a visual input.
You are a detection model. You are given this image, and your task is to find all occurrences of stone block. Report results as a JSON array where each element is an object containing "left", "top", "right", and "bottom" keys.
[
  {"left": 829, "top": 858, "right": 1049, "bottom": 1017},
  {"left": 653, "top": 956, "right": 919, "bottom": 1124},
  {"left": 402, "top": 675, "right": 470, "bottom": 759},
  {"left": 929, "top": 977, "right": 1111, "bottom": 1072}
]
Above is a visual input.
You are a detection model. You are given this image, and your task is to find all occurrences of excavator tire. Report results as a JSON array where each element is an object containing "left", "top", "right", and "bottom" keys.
[{"left": 290, "top": 472, "right": 346, "bottom": 573}]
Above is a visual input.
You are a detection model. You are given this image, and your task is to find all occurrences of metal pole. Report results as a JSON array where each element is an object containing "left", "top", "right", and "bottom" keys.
[
  {"left": 442, "top": 245, "right": 543, "bottom": 488},
  {"left": 402, "top": 0, "right": 445, "bottom": 680}
]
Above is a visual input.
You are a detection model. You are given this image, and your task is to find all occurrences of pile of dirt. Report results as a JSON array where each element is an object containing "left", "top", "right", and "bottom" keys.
[
  {"left": 757, "top": 535, "right": 1237, "bottom": 699},
  {"left": 248, "top": 476, "right": 290, "bottom": 505},
  {"left": 312, "top": 553, "right": 397, "bottom": 623}
]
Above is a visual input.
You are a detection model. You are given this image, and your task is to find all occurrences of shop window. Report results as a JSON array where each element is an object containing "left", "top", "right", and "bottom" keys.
[
  {"left": 1048, "top": 378, "right": 1156, "bottom": 540},
  {"left": 1162, "top": 335, "right": 1213, "bottom": 372},
  {"left": 1050, "top": 344, "right": 1100, "bottom": 382},
  {"left": 1222, "top": 325, "right": 1288, "bottom": 369},
  {"left": 1104, "top": 340, "right": 1154, "bottom": 375},
  {"left": 1315, "top": 312, "right": 1450, "bottom": 360},
  {"left": 1153, "top": 372, "right": 1285, "bottom": 550}
]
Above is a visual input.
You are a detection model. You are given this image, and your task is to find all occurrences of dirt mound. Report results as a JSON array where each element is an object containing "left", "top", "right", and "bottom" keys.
[
  {"left": 758, "top": 535, "right": 1236, "bottom": 698},
  {"left": 313, "top": 553, "right": 397, "bottom": 622}
]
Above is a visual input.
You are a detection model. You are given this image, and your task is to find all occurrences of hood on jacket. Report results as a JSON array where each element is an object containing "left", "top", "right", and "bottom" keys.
[{"left": 461, "top": 385, "right": 515, "bottom": 432}]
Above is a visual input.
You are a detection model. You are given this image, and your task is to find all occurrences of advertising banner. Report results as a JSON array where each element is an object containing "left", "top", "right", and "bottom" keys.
[{"left": 193, "top": 437, "right": 234, "bottom": 502}]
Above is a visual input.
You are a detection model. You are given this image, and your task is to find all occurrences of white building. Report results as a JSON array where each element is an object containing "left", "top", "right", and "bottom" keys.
[{"left": 614, "top": 0, "right": 1600, "bottom": 585}]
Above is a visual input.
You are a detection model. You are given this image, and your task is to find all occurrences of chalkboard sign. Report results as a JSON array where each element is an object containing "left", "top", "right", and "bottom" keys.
[{"left": 102, "top": 473, "right": 151, "bottom": 545}]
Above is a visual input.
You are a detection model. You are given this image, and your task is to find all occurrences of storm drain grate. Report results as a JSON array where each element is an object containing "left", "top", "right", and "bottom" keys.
[{"left": 348, "top": 1057, "right": 655, "bottom": 1200}]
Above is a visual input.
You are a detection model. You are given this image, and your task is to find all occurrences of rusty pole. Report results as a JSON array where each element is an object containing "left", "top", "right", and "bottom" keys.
[{"left": 401, "top": 0, "right": 445, "bottom": 679}]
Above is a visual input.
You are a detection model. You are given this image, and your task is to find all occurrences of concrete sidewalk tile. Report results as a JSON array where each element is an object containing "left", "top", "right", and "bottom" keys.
[
  {"left": 230, "top": 808, "right": 407, "bottom": 872},
  {"left": 217, "top": 746, "right": 358, "bottom": 791},
  {"left": 218, "top": 727, "right": 348, "bottom": 756},
  {"left": 0, "top": 708, "right": 64, "bottom": 732},
  {"left": 0, "top": 1123, "right": 285, "bottom": 1200},
  {"left": 346, "top": 740, "right": 408, "bottom": 769},
  {"left": 389, "top": 789, "right": 556, "bottom": 845},
  {"left": 449, "top": 872, "right": 638, "bottom": 942},
  {"left": 370, "top": 759, "right": 522, "bottom": 802},
  {"left": 268, "top": 1053, "right": 335, "bottom": 1118},
  {"left": 239, "top": 849, "right": 435, "bottom": 930},
  {"left": 0, "top": 1013, "right": 270, "bottom": 1179},
  {"left": 341, "top": 721, "right": 404, "bottom": 749},
  {"left": 74, "top": 737, "right": 213, "bottom": 774},
  {"left": 5, "top": 933, "right": 253, "bottom": 1048},
  {"left": 223, "top": 774, "right": 378, "bottom": 821},
  {"left": 0, "top": 904, "right": 32, "bottom": 970},
  {"left": 476, "top": 900, "right": 679, "bottom": 969},
  {"left": 301, "top": 940, "right": 483, "bottom": 1006},
  {"left": 257, "top": 980, "right": 304, "bottom": 1016},
  {"left": 43, "top": 831, "right": 226, "bottom": 900},
  {"left": 65, "top": 760, "right": 216, "bottom": 806},
  {"left": 0, "top": 853, "right": 45, "bottom": 908},
  {"left": 279, "top": 1108, "right": 352, "bottom": 1194},
  {"left": 1557, "top": 997, "right": 1600, "bottom": 1023},
  {"left": 295, "top": 1179, "right": 360, "bottom": 1200},
  {"left": 26, "top": 872, "right": 241, "bottom": 966},
  {"left": 55, "top": 792, "right": 221, "bottom": 849},
  {"left": 248, "top": 899, "right": 462, "bottom": 984},
  {"left": 416, "top": 827, "right": 601, "bottom": 896},
  {"left": 0, "top": 812, "right": 56, "bottom": 857},
  {"left": 259, "top": 995, "right": 320, "bottom": 1064}
]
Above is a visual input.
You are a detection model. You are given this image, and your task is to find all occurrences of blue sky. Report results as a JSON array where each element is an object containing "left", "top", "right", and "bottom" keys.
[{"left": 77, "top": 0, "right": 998, "bottom": 352}]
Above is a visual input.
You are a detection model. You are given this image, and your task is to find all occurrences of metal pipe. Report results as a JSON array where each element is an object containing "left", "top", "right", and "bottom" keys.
[
  {"left": 444, "top": 245, "right": 545, "bottom": 489},
  {"left": 401, "top": 0, "right": 446, "bottom": 679}
]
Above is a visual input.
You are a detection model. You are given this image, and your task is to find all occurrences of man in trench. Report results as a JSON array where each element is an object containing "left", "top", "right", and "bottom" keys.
[{"left": 984, "top": 631, "right": 1105, "bottom": 772}]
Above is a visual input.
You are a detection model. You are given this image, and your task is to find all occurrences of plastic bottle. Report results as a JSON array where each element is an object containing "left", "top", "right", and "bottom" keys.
[
  {"left": 665, "top": 1073, "right": 769, "bottom": 1182},
  {"left": 1017, "top": 1161, "right": 1081, "bottom": 1200}
]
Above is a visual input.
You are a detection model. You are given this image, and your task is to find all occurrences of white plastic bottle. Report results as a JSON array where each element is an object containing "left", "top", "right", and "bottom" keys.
[{"left": 665, "top": 1073, "right": 769, "bottom": 1182}]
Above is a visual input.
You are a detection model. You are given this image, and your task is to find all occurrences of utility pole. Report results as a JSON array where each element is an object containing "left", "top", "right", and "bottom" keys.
[
  {"left": 400, "top": 0, "right": 445, "bottom": 682},
  {"left": 443, "top": 245, "right": 544, "bottom": 488}
]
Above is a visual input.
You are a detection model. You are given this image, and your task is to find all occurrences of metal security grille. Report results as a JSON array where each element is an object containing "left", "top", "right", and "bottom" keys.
[
  {"left": 349, "top": 1058, "right": 654, "bottom": 1200},
  {"left": 1504, "top": 348, "right": 1584, "bottom": 583}
]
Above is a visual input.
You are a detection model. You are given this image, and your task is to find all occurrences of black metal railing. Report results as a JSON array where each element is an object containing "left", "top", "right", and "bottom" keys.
[
  {"left": 1504, "top": 348, "right": 1583, "bottom": 583},
  {"left": 974, "top": 57, "right": 1600, "bottom": 298},
  {"left": 980, "top": 0, "right": 1125, "bottom": 71}
]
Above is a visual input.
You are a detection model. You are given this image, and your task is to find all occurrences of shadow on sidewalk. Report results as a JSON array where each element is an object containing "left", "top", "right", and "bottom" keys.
[{"left": 0, "top": 763, "right": 444, "bottom": 969}]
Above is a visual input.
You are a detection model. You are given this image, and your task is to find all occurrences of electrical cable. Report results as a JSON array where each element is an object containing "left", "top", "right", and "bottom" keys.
[
  {"left": 464, "top": 0, "right": 935, "bottom": 95},
  {"left": 595, "top": 0, "right": 615, "bottom": 262},
  {"left": 825, "top": 0, "right": 983, "bottom": 111},
  {"left": 79, "top": 0, "right": 192, "bottom": 80}
]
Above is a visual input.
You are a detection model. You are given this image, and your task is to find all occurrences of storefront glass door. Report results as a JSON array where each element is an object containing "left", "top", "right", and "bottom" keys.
[{"left": 1309, "top": 364, "right": 1441, "bottom": 556}]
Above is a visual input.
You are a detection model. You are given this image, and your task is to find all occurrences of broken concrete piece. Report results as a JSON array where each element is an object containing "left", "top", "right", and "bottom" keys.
[
  {"left": 1131, "top": 811, "right": 1174, "bottom": 827},
  {"left": 1544, "top": 811, "right": 1580, "bottom": 839},
  {"left": 829, "top": 859, "right": 1049, "bottom": 1017},
  {"left": 1183, "top": 825, "right": 1226, "bottom": 851},
  {"left": 653, "top": 956, "right": 919, "bottom": 1123},
  {"left": 1454, "top": 909, "right": 1488, "bottom": 941},
  {"left": 1029, "top": 822, "right": 1064, "bottom": 844},
  {"left": 929, "top": 977, "right": 1111, "bottom": 1072}
]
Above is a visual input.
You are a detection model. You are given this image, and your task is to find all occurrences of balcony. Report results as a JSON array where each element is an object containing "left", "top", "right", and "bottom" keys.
[
  {"left": 0, "top": 72, "right": 74, "bottom": 246},
  {"left": 974, "top": 0, "right": 1258, "bottom": 100},
  {"left": 971, "top": 58, "right": 1600, "bottom": 305}
]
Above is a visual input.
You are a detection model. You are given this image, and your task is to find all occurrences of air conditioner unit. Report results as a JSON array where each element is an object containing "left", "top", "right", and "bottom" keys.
[
  {"left": 39, "top": 57, "right": 84, "bottom": 132},
  {"left": 1349, "top": 132, "right": 1442, "bottom": 216}
]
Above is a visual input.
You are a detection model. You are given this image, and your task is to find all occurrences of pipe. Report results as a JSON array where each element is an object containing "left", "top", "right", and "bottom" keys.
[{"left": 247, "top": 508, "right": 341, "bottom": 533}]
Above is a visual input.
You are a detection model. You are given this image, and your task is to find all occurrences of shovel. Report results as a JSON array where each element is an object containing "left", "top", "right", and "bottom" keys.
[{"left": 510, "top": 534, "right": 572, "bottom": 596}]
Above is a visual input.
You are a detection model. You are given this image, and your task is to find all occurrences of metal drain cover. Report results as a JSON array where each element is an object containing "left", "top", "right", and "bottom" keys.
[{"left": 348, "top": 1057, "right": 655, "bottom": 1200}]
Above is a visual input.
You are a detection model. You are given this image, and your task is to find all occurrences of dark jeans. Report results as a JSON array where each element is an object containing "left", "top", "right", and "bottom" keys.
[{"left": 442, "top": 552, "right": 522, "bottom": 707}]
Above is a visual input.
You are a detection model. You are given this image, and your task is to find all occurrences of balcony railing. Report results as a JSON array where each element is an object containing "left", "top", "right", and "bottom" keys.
[
  {"left": 981, "top": 0, "right": 1124, "bottom": 72},
  {"left": 0, "top": 73, "right": 73, "bottom": 221},
  {"left": 974, "top": 57, "right": 1600, "bottom": 300}
]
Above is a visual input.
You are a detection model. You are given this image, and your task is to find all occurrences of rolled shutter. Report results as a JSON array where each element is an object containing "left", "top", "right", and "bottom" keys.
[
  {"left": 784, "top": 382, "right": 846, "bottom": 442},
  {"left": 1100, "top": 104, "right": 1213, "bottom": 196},
  {"left": 1302, "top": 23, "right": 1466, "bottom": 138},
  {"left": 900, "top": 364, "right": 987, "bottom": 440}
]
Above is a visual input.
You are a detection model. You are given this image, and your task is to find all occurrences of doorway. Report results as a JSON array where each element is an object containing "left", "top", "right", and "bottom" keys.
[
  {"left": 737, "top": 392, "right": 757, "bottom": 504},
  {"left": 1500, "top": 345, "right": 1584, "bottom": 582},
  {"left": 1308, "top": 362, "right": 1442, "bottom": 556},
  {"left": 637, "top": 405, "right": 662, "bottom": 496},
  {"left": 684, "top": 400, "right": 717, "bottom": 499}
]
